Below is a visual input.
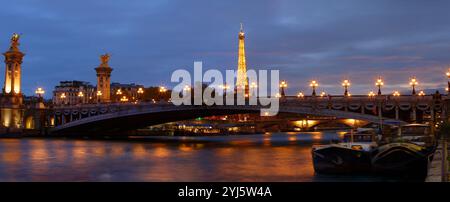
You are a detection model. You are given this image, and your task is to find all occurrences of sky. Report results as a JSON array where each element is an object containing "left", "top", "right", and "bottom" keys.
[{"left": 1, "top": 0, "right": 450, "bottom": 97}]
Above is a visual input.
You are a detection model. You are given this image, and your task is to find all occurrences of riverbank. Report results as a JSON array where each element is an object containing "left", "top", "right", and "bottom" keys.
[{"left": 426, "top": 140, "right": 449, "bottom": 182}]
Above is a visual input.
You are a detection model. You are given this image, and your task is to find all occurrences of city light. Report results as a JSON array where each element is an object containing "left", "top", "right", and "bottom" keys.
[
  {"left": 418, "top": 90, "right": 425, "bottom": 96},
  {"left": 342, "top": 79, "right": 350, "bottom": 96},
  {"left": 116, "top": 89, "right": 122, "bottom": 95},
  {"left": 409, "top": 77, "right": 418, "bottom": 95},
  {"left": 280, "top": 80, "right": 287, "bottom": 97},
  {"left": 159, "top": 86, "right": 167, "bottom": 93},
  {"left": 320, "top": 91, "right": 326, "bottom": 97},
  {"left": 368, "top": 91, "right": 375, "bottom": 97},
  {"left": 393, "top": 91, "right": 400, "bottom": 96},
  {"left": 35, "top": 87, "right": 45, "bottom": 97},
  {"left": 310, "top": 80, "right": 318, "bottom": 96},
  {"left": 97, "top": 90, "right": 102, "bottom": 96},
  {"left": 375, "top": 77, "right": 384, "bottom": 95},
  {"left": 137, "top": 87, "right": 144, "bottom": 94},
  {"left": 120, "top": 96, "right": 129, "bottom": 102},
  {"left": 297, "top": 92, "right": 304, "bottom": 98},
  {"left": 77, "top": 91, "right": 84, "bottom": 97},
  {"left": 60, "top": 92, "right": 66, "bottom": 99}
]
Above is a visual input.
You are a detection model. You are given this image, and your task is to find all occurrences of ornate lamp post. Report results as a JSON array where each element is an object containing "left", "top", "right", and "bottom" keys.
[
  {"left": 375, "top": 77, "right": 384, "bottom": 95},
  {"left": 418, "top": 90, "right": 425, "bottom": 96},
  {"left": 35, "top": 87, "right": 45, "bottom": 104},
  {"left": 96, "top": 90, "right": 102, "bottom": 103},
  {"left": 297, "top": 92, "right": 304, "bottom": 98},
  {"left": 320, "top": 91, "right": 326, "bottom": 98},
  {"left": 280, "top": 80, "right": 287, "bottom": 97},
  {"left": 393, "top": 91, "right": 400, "bottom": 97},
  {"left": 409, "top": 77, "right": 418, "bottom": 95},
  {"left": 60, "top": 92, "right": 66, "bottom": 105},
  {"left": 77, "top": 91, "right": 84, "bottom": 104},
  {"left": 342, "top": 79, "right": 350, "bottom": 97},
  {"left": 116, "top": 89, "right": 122, "bottom": 102},
  {"left": 137, "top": 87, "right": 144, "bottom": 101},
  {"left": 310, "top": 80, "right": 318, "bottom": 96},
  {"left": 159, "top": 86, "right": 167, "bottom": 101},
  {"left": 446, "top": 69, "right": 450, "bottom": 95},
  {"left": 368, "top": 91, "right": 375, "bottom": 98}
]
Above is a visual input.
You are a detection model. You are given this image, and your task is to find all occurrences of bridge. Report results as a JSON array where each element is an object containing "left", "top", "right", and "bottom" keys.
[{"left": 48, "top": 94, "right": 443, "bottom": 134}]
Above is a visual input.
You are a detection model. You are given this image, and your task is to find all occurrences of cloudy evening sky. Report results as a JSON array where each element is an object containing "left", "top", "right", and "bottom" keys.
[{"left": 2, "top": 0, "right": 450, "bottom": 97}]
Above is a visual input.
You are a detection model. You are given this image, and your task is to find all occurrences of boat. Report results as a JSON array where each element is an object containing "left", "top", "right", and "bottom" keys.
[
  {"left": 371, "top": 124, "right": 437, "bottom": 178},
  {"left": 312, "top": 128, "right": 378, "bottom": 174}
]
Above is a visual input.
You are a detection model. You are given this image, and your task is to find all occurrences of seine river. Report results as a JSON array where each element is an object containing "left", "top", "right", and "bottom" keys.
[{"left": 0, "top": 132, "right": 402, "bottom": 182}]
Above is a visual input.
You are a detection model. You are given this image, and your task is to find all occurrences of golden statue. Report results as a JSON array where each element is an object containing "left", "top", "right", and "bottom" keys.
[
  {"left": 100, "top": 53, "right": 110, "bottom": 65},
  {"left": 9, "top": 33, "right": 20, "bottom": 50}
]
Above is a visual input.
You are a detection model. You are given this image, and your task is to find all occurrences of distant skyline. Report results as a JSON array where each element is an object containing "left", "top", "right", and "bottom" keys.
[{"left": 2, "top": 0, "right": 450, "bottom": 97}]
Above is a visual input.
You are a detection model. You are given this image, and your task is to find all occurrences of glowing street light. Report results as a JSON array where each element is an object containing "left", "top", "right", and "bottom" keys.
[
  {"left": 116, "top": 89, "right": 122, "bottom": 95},
  {"left": 96, "top": 90, "right": 102, "bottom": 103},
  {"left": 120, "top": 96, "right": 129, "bottom": 102},
  {"left": 446, "top": 68, "right": 450, "bottom": 95},
  {"left": 297, "top": 92, "right": 304, "bottom": 98},
  {"left": 320, "top": 91, "right": 326, "bottom": 98},
  {"left": 342, "top": 79, "right": 351, "bottom": 96},
  {"left": 275, "top": 93, "right": 281, "bottom": 98},
  {"left": 375, "top": 77, "right": 384, "bottom": 95},
  {"left": 409, "top": 77, "right": 418, "bottom": 95},
  {"left": 418, "top": 90, "right": 425, "bottom": 96},
  {"left": 368, "top": 91, "right": 376, "bottom": 97},
  {"left": 159, "top": 86, "right": 167, "bottom": 93},
  {"left": 78, "top": 91, "right": 84, "bottom": 104},
  {"left": 279, "top": 80, "right": 287, "bottom": 97},
  {"left": 393, "top": 91, "right": 400, "bottom": 97},
  {"left": 35, "top": 87, "right": 45, "bottom": 98},
  {"left": 310, "top": 80, "right": 318, "bottom": 96}
]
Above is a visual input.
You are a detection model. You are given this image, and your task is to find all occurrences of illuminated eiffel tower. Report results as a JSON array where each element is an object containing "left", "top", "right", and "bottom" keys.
[{"left": 236, "top": 23, "right": 248, "bottom": 97}]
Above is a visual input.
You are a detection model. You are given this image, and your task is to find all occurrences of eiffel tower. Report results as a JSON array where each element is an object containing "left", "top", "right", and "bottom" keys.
[{"left": 236, "top": 23, "right": 249, "bottom": 97}]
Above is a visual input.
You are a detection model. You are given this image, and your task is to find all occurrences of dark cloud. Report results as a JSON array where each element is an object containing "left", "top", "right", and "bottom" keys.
[{"left": 1, "top": 0, "right": 450, "bottom": 97}]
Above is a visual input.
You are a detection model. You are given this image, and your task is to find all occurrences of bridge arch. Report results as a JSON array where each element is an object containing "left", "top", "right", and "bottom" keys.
[{"left": 51, "top": 104, "right": 404, "bottom": 134}]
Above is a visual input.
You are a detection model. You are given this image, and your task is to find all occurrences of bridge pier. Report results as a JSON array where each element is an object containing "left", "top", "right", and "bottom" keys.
[{"left": 395, "top": 106, "right": 399, "bottom": 120}]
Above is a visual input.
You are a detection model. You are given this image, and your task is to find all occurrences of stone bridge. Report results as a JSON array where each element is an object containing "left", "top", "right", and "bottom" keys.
[{"left": 49, "top": 94, "right": 443, "bottom": 134}]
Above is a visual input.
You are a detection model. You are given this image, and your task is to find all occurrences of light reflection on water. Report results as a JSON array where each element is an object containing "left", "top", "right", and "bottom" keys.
[{"left": 0, "top": 132, "right": 392, "bottom": 182}]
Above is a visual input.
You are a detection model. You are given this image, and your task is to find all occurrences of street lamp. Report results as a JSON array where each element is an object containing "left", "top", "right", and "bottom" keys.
[
  {"left": 375, "top": 77, "right": 384, "bottom": 95},
  {"left": 446, "top": 68, "right": 450, "bottom": 95},
  {"left": 320, "top": 91, "right": 326, "bottom": 98},
  {"left": 342, "top": 79, "right": 350, "bottom": 96},
  {"left": 96, "top": 90, "right": 102, "bottom": 103},
  {"left": 297, "top": 92, "right": 304, "bottom": 98},
  {"left": 368, "top": 91, "right": 376, "bottom": 98},
  {"left": 393, "top": 91, "right": 400, "bottom": 97},
  {"left": 120, "top": 96, "right": 128, "bottom": 102},
  {"left": 280, "top": 80, "right": 287, "bottom": 97},
  {"left": 60, "top": 92, "right": 66, "bottom": 105},
  {"left": 35, "top": 87, "right": 45, "bottom": 98},
  {"left": 409, "top": 77, "right": 418, "bottom": 95},
  {"left": 418, "top": 90, "right": 425, "bottom": 96},
  {"left": 137, "top": 87, "right": 144, "bottom": 101},
  {"left": 310, "top": 80, "right": 318, "bottom": 96},
  {"left": 77, "top": 91, "right": 84, "bottom": 104}
]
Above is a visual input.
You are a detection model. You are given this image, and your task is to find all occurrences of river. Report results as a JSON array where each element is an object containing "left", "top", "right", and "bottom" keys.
[{"left": 0, "top": 132, "right": 404, "bottom": 181}]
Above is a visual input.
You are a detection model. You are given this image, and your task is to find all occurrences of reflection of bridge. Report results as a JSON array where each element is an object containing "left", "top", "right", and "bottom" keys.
[{"left": 50, "top": 95, "right": 443, "bottom": 134}]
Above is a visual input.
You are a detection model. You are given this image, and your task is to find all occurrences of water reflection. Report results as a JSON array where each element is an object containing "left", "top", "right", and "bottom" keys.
[{"left": 0, "top": 132, "right": 367, "bottom": 182}]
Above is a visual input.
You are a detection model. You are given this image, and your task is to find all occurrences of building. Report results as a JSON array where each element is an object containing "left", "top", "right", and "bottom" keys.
[
  {"left": 95, "top": 54, "right": 113, "bottom": 103},
  {"left": 52, "top": 80, "right": 96, "bottom": 105},
  {"left": 236, "top": 23, "right": 248, "bottom": 96},
  {"left": 111, "top": 82, "right": 144, "bottom": 102}
]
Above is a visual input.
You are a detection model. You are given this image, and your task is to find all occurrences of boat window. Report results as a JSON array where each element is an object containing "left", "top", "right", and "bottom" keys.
[{"left": 400, "top": 126, "right": 430, "bottom": 136}]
